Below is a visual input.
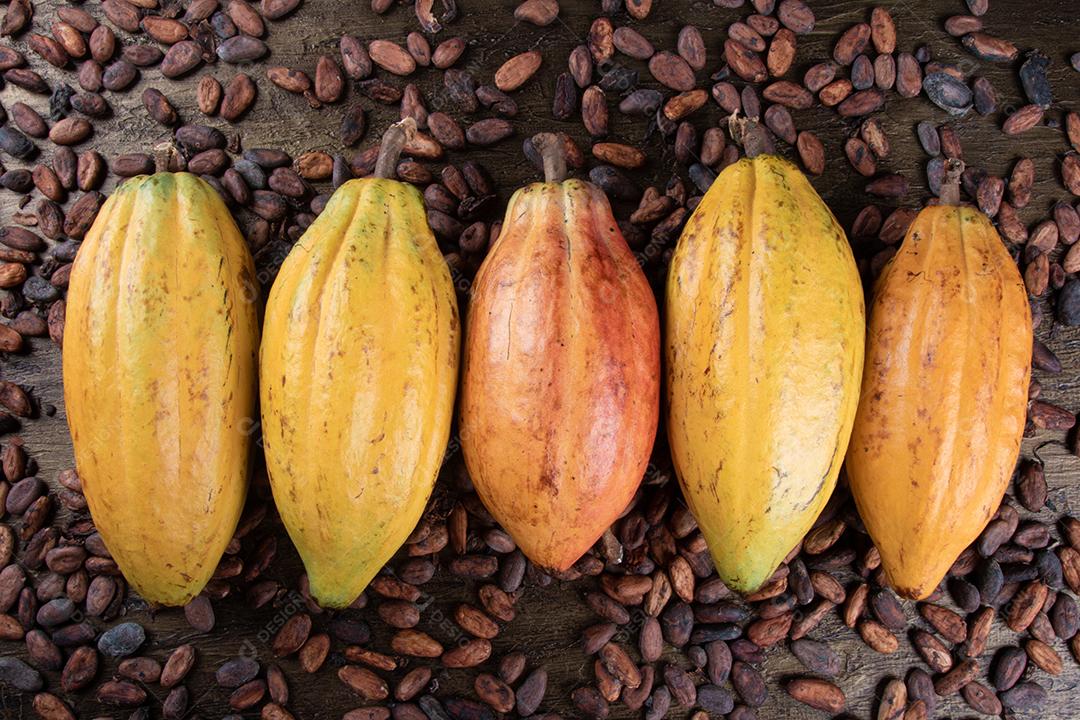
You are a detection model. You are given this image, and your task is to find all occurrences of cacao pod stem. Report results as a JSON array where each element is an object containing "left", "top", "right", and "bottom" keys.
[
  {"left": 531, "top": 132, "right": 567, "bottom": 183},
  {"left": 728, "top": 112, "right": 775, "bottom": 158},
  {"left": 374, "top": 118, "right": 418, "bottom": 179},
  {"left": 152, "top": 141, "right": 181, "bottom": 173},
  {"left": 940, "top": 158, "right": 965, "bottom": 206}
]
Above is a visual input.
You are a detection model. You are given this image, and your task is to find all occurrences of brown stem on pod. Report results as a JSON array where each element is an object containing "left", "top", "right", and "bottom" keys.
[
  {"left": 728, "top": 112, "right": 775, "bottom": 159},
  {"left": 374, "top": 117, "right": 417, "bottom": 179},
  {"left": 531, "top": 133, "right": 568, "bottom": 183},
  {"left": 940, "top": 158, "right": 965, "bottom": 206},
  {"left": 153, "top": 141, "right": 180, "bottom": 173}
]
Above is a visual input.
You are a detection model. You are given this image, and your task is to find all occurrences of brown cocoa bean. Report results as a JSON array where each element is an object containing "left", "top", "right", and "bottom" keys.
[
  {"left": 514, "top": 0, "right": 558, "bottom": 25},
  {"left": 1003, "top": 104, "right": 1044, "bottom": 135},
  {"left": 442, "top": 639, "right": 491, "bottom": 668},
  {"left": 221, "top": 74, "right": 256, "bottom": 122},
  {"left": 339, "top": 666, "right": 388, "bottom": 700},
  {"left": 833, "top": 23, "right": 870, "bottom": 65},
  {"left": 369, "top": 40, "right": 415, "bottom": 76},
  {"left": 588, "top": 17, "right": 614, "bottom": 63},
  {"left": 647, "top": 51, "right": 695, "bottom": 92},
  {"left": 777, "top": 0, "right": 814, "bottom": 33},
  {"left": 796, "top": 131, "right": 825, "bottom": 175},
  {"left": 391, "top": 630, "right": 443, "bottom": 658},
  {"left": 962, "top": 32, "right": 1018, "bottom": 62},
  {"left": 314, "top": 55, "right": 344, "bottom": 103},
  {"left": 141, "top": 88, "right": 177, "bottom": 127},
  {"left": 431, "top": 36, "right": 464, "bottom": 70},
  {"left": 762, "top": 80, "right": 812, "bottom": 109},
  {"left": 217, "top": 36, "right": 267, "bottom": 63},
  {"left": 786, "top": 678, "right": 844, "bottom": 713},
  {"left": 724, "top": 40, "right": 766, "bottom": 83},
  {"left": 767, "top": 28, "right": 796, "bottom": 76},
  {"left": 495, "top": 50, "right": 541, "bottom": 92},
  {"left": 933, "top": 659, "right": 979, "bottom": 695}
]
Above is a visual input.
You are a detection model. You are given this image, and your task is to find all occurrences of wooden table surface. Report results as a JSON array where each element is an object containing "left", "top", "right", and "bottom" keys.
[{"left": 1, "top": 0, "right": 1080, "bottom": 717}]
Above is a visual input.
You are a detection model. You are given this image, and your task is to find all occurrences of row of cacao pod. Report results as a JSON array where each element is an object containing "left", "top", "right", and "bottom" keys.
[{"left": 62, "top": 120, "right": 1031, "bottom": 609}]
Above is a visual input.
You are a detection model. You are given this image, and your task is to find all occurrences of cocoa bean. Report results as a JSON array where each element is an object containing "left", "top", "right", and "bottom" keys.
[
  {"left": 217, "top": 36, "right": 267, "bottom": 63},
  {"left": 796, "top": 131, "right": 825, "bottom": 175},
  {"left": 786, "top": 678, "right": 844, "bottom": 713},
  {"left": 495, "top": 50, "right": 541, "bottom": 92},
  {"left": 762, "top": 80, "right": 812, "bottom": 109},
  {"left": 431, "top": 37, "right": 464, "bottom": 70},
  {"left": 515, "top": 0, "right": 558, "bottom": 25},
  {"left": 588, "top": 17, "right": 614, "bottom": 63},
  {"left": 802, "top": 62, "right": 835, "bottom": 92},
  {"left": 369, "top": 40, "right": 415, "bottom": 76},
  {"left": 339, "top": 666, "right": 389, "bottom": 700},
  {"left": 141, "top": 88, "right": 177, "bottom": 126},
  {"left": 933, "top": 658, "right": 979, "bottom": 695},
  {"left": 315, "top": 55, "right": 344, "bottom": 103},
  {"left": 962, "top": 32, "right": 1018, "bottom": 62},
  {"left": 767, "top": 28, "right": 796, "bottom": 77},
  {"left": 442, "top": 638, "right": 491, "bottom": 668},
  {"left": 473, "top": 673, "right": 513, "bottom": 713},
  {"left": 221, "top": 74, "right": 256, "bottom": 122},
  {"left": 724, "top": 40, "right": 766, "bottom": 83},
  {"left": 833, "top": 23, "right": 870, "bottom": 65}
]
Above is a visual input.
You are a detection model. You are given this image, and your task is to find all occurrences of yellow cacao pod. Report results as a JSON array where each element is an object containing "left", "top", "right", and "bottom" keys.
[
  {"left": 666, "top": 155, "right": 865, "bottom": 594},
  {"left": 461, "top": 175, "right": 660, "bottom": 572},
  {"left": 261, "top": 177, "right": 459, "bottom": 608},
  {"left": 847, "top": 202, "right": 1032, "bottom": 600},
  {"left": 64, "top": 173, "right": 259, "bottom": 606}
]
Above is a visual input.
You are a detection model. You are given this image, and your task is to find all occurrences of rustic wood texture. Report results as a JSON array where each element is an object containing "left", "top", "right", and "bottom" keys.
[{"left": 0, "top": 0, "right": 1079, "bottom": 717}]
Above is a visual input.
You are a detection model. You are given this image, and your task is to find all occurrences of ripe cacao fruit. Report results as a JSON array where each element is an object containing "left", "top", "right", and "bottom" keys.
[
  {"left": 64, "top": 172, "right": 259, "bottom": 606},
  {"left": 847, "top": 161, "right": 1032, "bottom": 600},
  {"left": 260, "top": 120, "right": 459, "bottom": 608},
  {"left": 460, "top": 134, "right": 660, "bottom": 572},
  {"left": 666, "top": 152, "right": 865, "bottom": 594}
]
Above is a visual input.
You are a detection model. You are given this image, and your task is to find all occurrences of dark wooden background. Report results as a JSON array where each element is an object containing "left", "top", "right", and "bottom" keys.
[{"left": 1, "top": 0, "right": 1080, "bottom": 717}]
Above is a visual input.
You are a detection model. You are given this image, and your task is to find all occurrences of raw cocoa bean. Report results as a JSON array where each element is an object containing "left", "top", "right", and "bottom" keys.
[
  {"left": 833, "top": 23, "right": 870, "bottom": 65},
  {"left": 475, "top": 673, "right": 514, "bottom": 713},
  {"left": 339, "top": 666, "right": 388, "bottom": 700},
  {"left": 790, "top": 638, "right": 841, "bottom": 675},
  {"left": 217, "top": 36, "right": 267, "bottom": 63},
  {"left": 495, "top": 50, "right": 541, "bottom": 92},
  {"left": 962, "top": 32, "right": 1018, "bottom": 62},
  {"left": 786, "top": 678, "right": 844, "bottom": 713},
  {"left": 767, "top": 28, "right": 796, "bottom": 76},
  {"left": 724, "top": 40, "right": 766, "bottom": 83},
  {"left": 141, "top": 88, "right": 177, "bottom": 126},
  {"left": 315, "top": 55, "right": 344, "bottom": 103},
  {"left": 896, "top": 53, "right": 922, "bottom": 98},
  {"left": 514, "top": 0, "right": 558, "bottom": 25},
  {"left": 161, "top": 41, "right": 202, "bottom": 78},
  {"left": 369, "top": 40, "right": 415, "bottom": 76},
  {"left": 933, "top": 658, "right": 979, "bottom": 695},
  {"left": 819, "top": 79, "right": 852, "bottom": 107},
  {"left": 221, "top": 74, "right": 256, "bottom": 122}
]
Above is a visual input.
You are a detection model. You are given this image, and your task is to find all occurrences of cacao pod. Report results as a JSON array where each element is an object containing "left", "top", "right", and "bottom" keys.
[
  {"left": 260, "top": 121, "right": 459, "bottom": 608},
  {"left": 64, "top": 172, "right": 259, "bottom": 606},
  {"left": 666, "top": 154, "right": 865, "bottom": 594},
  {"left": 460, "top": 134, "right": 660, "bottom": 572},
  {"left": 847, "top": 195, "right": 1031, "bottom": 600}
]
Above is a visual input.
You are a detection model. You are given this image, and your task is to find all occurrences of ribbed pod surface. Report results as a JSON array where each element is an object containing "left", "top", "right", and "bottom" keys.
[
  {"left": 260, "top": 178, "right": 459, "bottom": 608},
  {"left": 847, "top": 204, "right": 1032, "bottom": 600},
  {"left": 666, "top": 156, "right": 865, "bottom": 594},
  {"left": 63, "top": 173, "right": 259, "bottom": 606},
  {"left": 461, "top": 179, "right": 660, "bottom": 572}
]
